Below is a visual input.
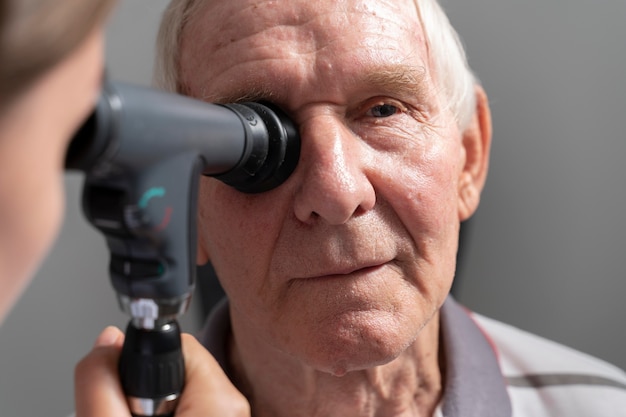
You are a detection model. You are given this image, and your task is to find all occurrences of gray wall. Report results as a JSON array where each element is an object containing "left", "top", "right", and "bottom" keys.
[
  {"left": 445, "top": 0, "right": 626, "bottom": 371},
  {"left": 0, "top": 1, "right": 624, "bottom": 416}
]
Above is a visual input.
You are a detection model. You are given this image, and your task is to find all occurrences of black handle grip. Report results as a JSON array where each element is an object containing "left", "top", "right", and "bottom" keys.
[{"left": 119, "top": 321, "right": 184, "bottom": 416}]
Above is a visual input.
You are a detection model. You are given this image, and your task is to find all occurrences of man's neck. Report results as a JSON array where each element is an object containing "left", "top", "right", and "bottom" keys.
[{"left": 227, "top": 312, "right": 443, "bottom": 417}]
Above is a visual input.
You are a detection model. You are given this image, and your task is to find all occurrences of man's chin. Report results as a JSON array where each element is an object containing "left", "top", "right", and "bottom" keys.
[{"left": 287, "top": 312, "right": 421, "bottom": 376}]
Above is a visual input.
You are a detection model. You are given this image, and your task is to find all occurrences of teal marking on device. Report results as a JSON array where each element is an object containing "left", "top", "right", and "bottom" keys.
[{"left": 139, "top": 187, "right": 166, "bottom": 209}]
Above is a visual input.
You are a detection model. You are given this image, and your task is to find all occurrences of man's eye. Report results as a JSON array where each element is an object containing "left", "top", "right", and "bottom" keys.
[{"left": 368, "top": 103, "right": 399, "bottom": 118}]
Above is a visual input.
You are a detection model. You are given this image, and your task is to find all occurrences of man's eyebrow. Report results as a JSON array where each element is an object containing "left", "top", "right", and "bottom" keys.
[
  {"left": 203, "top": 85, "right": 277, "bottom": 104},
  {"left": 361, "top": 64, "right": 430, "bottom": 101}
]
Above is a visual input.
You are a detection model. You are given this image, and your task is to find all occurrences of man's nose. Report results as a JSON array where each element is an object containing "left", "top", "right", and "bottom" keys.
[{"left": 293, "top": 115, "right": 376, "bottom": 225}]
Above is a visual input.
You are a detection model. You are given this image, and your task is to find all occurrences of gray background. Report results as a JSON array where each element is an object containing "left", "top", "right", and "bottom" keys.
[{"left": 1, "top": 1, "right": 624, "bottom": 416}]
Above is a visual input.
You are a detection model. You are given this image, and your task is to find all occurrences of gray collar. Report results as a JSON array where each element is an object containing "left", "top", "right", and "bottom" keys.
[
  {"left": 200, "top": 296, "right": 512, "bottom": 416},
  {"left": 439, "top": 297, "right": 512, "bottom": 416}
]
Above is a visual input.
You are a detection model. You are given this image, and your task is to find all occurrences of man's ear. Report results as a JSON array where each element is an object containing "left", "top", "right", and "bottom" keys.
[{"left": 458, "top": 84, "right": 492, "bottom": 221}]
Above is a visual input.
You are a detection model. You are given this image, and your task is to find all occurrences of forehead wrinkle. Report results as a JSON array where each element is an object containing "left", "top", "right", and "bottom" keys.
[
  {"left": 180, "top": 9, "right": 322, "bottom": 97},
  {"left": 185, "top": 0, "right": 321, "bottom": 54},
  {"left": 186, "top": 41, "right": 431, "bottom": 106},
  {"left": 184, "top": 0, "right": 425, "bottom": 63}
]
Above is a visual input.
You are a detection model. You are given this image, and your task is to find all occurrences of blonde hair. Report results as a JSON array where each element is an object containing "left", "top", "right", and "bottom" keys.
[
  {"left": 0, "top": 0, "right": 116, "bottom": 109},
  {"left": 154, "top": 0, "right": 477, "bottom": 129}
]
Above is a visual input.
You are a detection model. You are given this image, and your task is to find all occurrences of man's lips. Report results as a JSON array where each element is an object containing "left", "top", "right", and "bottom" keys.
[{"left": 294, "top": 262, "right": 389, "bottom": 281}]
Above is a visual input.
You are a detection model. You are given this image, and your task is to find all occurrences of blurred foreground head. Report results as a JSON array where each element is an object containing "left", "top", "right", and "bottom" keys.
[{"left": 0, "top": 0, "right": 116, "bottom": 110}]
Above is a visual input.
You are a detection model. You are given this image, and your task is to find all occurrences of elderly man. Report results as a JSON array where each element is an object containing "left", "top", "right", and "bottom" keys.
[{"left": 76, "top": 0, "right": 626, "bottom": 416}]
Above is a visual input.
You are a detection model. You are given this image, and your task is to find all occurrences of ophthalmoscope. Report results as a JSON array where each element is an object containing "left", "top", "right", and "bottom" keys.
[{"left": 66, "top": 80, "right": 300, "bottom": 416}]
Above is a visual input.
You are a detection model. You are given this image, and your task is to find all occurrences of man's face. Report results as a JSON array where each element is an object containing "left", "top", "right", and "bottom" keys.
[{"left": 182, "top": 0, "right": 471, "bottom": 374}]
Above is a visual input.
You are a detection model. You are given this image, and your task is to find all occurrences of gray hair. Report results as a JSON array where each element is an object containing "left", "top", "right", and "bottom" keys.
[{"left": 154, "top": 0, "right": 477, "bottom": 129}]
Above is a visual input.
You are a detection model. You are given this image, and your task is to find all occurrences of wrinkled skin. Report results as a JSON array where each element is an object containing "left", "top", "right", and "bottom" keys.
[{"left": 181, "top": 0, "right": 490, "bottom": 413}]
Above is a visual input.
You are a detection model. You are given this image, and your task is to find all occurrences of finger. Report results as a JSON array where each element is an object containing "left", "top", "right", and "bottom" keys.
[
  {"left": 74, "top": 326, "right": 131, "bottom": 417},
  {"left": 175, "top": 333, "right": 250, "bottom": 417}
]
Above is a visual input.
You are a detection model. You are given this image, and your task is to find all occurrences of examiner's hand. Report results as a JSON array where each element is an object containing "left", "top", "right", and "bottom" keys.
[{"left": 74, "top": 326, "right": 250, "bottom": 417}]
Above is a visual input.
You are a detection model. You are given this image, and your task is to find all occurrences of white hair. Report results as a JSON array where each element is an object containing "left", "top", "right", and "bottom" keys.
[
  {"left": 154, "top": 0, "right": 477, "bottom": 129},
  {"left": 153, "top": 0, "right": 201, "bottom": 94},
  {"left": 413, "top": 0, "right": 477, "bottom": 129}
]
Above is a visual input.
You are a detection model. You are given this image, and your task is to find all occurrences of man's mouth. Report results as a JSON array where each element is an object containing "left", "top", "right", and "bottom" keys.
[{"left": 297, "top": 261, "right": 389, "bottom": 281}]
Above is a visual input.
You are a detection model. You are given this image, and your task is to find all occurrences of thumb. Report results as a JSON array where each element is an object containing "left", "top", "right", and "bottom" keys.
[
  {"left": 175, "top": 333, "right": 250, "bottom": 417},
  {"left": 74, "top": 326, "right": 131, "bottom": 417}
]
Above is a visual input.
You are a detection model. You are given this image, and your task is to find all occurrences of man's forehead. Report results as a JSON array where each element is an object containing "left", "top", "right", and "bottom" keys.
[
  {"left": 183, "top": 0, "right": 426, "bottom": 57},
  {"left": 180, "top": 0, "right": 430, "bottom": 101},
  {"left": 187, "top": 0, "right": 423, "bottom": 34}
]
